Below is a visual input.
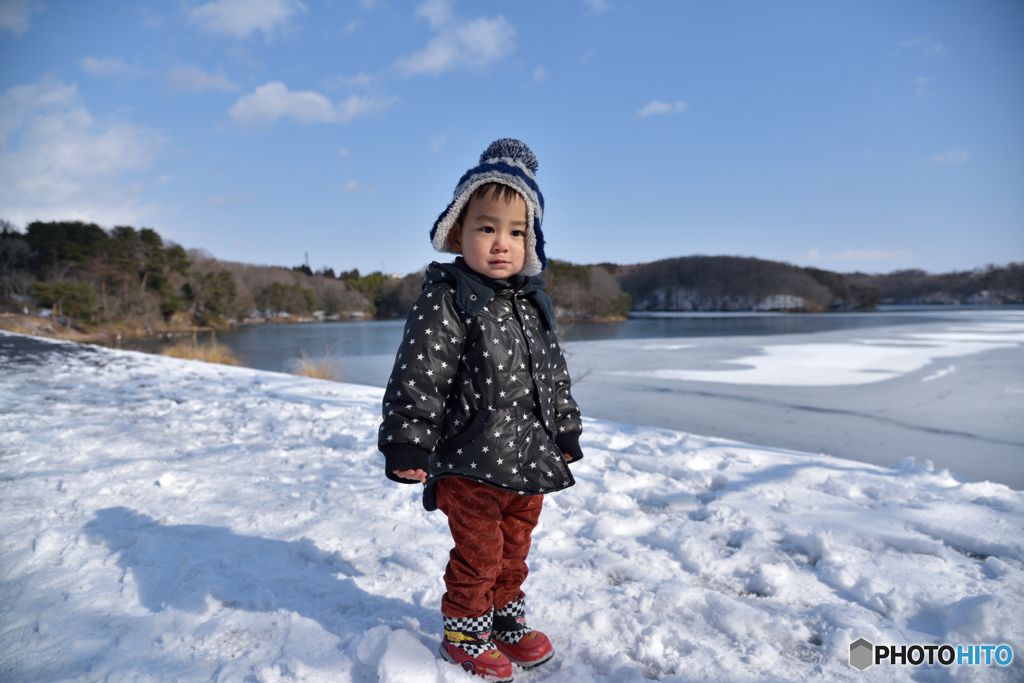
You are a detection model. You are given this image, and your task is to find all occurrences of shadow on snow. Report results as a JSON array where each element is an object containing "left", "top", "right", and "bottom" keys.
[{"left": 85, "top": 507, "right": 435, "bottom": 645}]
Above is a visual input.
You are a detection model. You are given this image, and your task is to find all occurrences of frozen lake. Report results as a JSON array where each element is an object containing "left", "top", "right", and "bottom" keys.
[
  {"left": 205, "top": 308, "right": 960, "bottom": 384},
  {"left": 566, "top": 309, "right": 1024, "bottom": 490},
  {"left": 209, "top": 309, "right": 1024, "bottom": 490}
]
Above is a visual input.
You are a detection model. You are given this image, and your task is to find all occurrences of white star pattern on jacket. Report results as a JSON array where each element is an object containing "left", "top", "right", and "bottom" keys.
[{"left": 378, "top": 263, "right": 582, "bottom": 497}]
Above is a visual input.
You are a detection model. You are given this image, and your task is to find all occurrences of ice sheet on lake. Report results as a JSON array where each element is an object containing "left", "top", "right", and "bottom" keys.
[
  {"left": 607, "top": 320, "right": 1024, "bottom": 386},
  {"left": 1, "top": 332, "right": 1022, "bottom": 682}
]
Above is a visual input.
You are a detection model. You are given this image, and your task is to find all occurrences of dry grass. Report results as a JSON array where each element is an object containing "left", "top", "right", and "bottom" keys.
[
  {"left": 0, "top": 314, "right": 93, "bottom": 341},
  {"left": 160, "top": 340, "right": 240, "bottom": 366},
  {"left": 292, "top": 351, "right": 342, "bottom": 381},
  {"left": 0, "top": 318, "right": 33, "bottom": 336}
]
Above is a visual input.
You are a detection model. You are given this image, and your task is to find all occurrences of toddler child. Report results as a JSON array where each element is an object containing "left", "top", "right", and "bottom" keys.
[{"left": 378, "top": 139, "right": 584, "bottom": 681}]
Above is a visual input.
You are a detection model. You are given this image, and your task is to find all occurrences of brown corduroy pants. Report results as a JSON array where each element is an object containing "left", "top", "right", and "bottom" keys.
[{"left": 436, "top": 477, "right": 544, "bottom": 619}]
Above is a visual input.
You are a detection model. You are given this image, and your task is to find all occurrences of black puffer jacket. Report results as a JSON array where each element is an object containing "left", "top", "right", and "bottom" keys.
[{"left": 379, "top": 258, "right": 584, "bottom": 510}]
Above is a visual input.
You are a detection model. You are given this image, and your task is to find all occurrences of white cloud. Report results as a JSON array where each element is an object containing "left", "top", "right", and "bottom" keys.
[
  {"left": 0, "top": 0, "right": 41, "bottom": 35},
  {"left": 346, "top": 72, "right": 375, "bottom": 88},
  {"left": 429, "top": 133, "right": 447, "bottom": 152},
  {"left": 337, "top": 93, "right": 398, "bottom": 123},
  {"left": 189, "top": 0, "right": 307, "bottom": 39},
  {"left": 340, "top": 179, "right": 374, "bottom": 192},
  {"left": 581, "top": 50, "right": 595, "bottom": 66},
  {"left": 343, "top": 19, "right": 360, "bottom": 33},
  {"left": 396, "top": 2, "right": 515, "bottom": 76},
  {"left": 201, "top": 193, "right": 252, "bottom": 207},
  {"left": 230, "top": 82, "right": 334, "bottom": 123},
  {"left": 0, "top": 78, "right": 75, "bottom": 144},
  {"left": 229, "top": 82, "right": 398, "bottom": 125},
  {"left": 532, "top": 66, "right": 548, "bottom": 84},
  {"left": 417, "top": 0, "right": 453, "bottom": 27},
  {"left": 929, "top": 149, "right": 969, "bottom": 164},
  {"left": 80, "top": 56, "right": 143, "bottom": 78},
  {"left": 165, "top": 65, "right": 240, "bottom": 92},
  {"left": 914, "top": 76, "right": 930, "bottom": 99},
  {"left": 0, "top": 77, "right": 165, "bottom": 226},
  {"left": 897, "top": 37, "right": 944, "bottom": 56},
  {"left": 635, "top": 100, "right": 688, "bottom": 118},
  {"left": 338, "top": 146, "right": 350, "bottom": 158},
  {"left": 582, "top": 0, "right": 610, "bottom": 15},
  {"left": 134, "top": 6, "right": 164, "bottom": 29}
]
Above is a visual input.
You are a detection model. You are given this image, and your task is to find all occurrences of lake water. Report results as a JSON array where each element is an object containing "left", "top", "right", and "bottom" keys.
[
  {"left": 187, "top": 308, "right": 1024, "bottom": 489},
  {"left": 203, "top": 309, "right": 953, "bottom": 381}
]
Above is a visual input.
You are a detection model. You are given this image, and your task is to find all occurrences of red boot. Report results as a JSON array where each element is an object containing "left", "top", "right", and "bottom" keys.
[
  {"left": 492, "top": 593, "right": 554, "bottom": 668},
  {"left": 439, "top": 610, "right": 514, "bottom": 682}
]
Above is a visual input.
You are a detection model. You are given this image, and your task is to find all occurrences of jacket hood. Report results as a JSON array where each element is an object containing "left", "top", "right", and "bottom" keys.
[{"left": 425, "top": 258, "right": 555, "bottom": 329}]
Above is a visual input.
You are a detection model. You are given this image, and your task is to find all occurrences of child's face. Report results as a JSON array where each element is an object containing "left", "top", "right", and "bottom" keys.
[{"left": 449, "top": 189, "right": 527, "bottom": 279}]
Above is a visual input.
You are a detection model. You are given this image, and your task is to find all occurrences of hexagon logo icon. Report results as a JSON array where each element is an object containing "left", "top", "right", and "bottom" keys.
[{"left": 850, "top": 638, "right": 874, "bottom": 671}]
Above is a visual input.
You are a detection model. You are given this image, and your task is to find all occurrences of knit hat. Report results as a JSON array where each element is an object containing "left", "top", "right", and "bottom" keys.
[{"left": 429, "top": 138, "right": 547, "bottom": 276}]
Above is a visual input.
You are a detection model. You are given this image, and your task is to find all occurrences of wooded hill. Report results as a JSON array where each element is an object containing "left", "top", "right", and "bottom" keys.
[
  {"left": 847, "top": 266, "right": 1024, "bottom": 306},
  {"left": 613, "top": 256, "right": 875, "bottom": 313},
  {"left": 612, "top": 256, "right": 1022, "bottom": 313},
  {"left": 2, "top": 220, "right": 1019, "bottom": 327},
  {"left": 0, "top": 221, "right": 374, "bottom": 327}
]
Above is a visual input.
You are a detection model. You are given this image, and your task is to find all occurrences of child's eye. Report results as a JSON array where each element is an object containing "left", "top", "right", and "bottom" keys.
[
  {"left": 480, "top": 226, "right": 495, "bottom": 233},
  {"left": 511, "top": 230, "right": 524, "bottom": 238}
]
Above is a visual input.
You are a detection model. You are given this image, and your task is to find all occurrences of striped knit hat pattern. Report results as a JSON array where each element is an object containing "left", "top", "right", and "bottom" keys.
[{"left": 429, "top": 138, "right": 547, "bottom": 276}]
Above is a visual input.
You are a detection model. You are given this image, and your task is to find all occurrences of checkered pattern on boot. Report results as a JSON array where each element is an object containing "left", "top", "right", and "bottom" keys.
[
  {"left": 492, "top": 593, "right": 529, "bottom": 645},
  {"left": 443, "top": 609, "right": 495, "bottom": 658}
]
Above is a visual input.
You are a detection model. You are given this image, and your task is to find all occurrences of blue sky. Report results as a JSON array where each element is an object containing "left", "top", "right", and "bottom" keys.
[{"left": 1, "top": 0, "right": 1022, "bottom": 276}]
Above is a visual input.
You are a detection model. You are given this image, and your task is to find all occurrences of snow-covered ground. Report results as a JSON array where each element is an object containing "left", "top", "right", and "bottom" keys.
[{"left": 2, "top": 332, "right": 1023, "bottom": 682}]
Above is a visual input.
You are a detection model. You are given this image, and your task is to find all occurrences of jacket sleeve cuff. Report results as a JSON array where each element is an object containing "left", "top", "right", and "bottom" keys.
[
  {"left": 381, "top": 444, "right": 431, "bottom": 483},
  {"left": 555, "top": 432, "right": 584, "bottom": 463}
]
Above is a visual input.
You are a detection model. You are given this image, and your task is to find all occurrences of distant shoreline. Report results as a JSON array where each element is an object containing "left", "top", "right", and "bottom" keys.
[
  {"left": 628, "top": 303, "right": 1024, "bottom": 317},
  {"left": 7, "top": 302, "right": 1023, "bottom": 348}
]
